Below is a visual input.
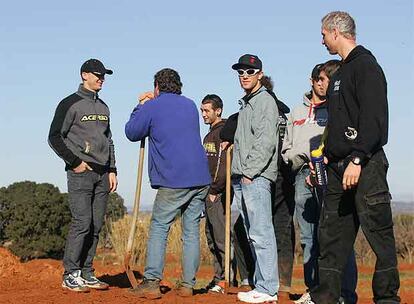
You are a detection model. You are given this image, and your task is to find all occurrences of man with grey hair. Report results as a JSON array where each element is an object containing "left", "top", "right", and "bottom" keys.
[{"left": 305, "top": 11, "right": 401, "bottom": 304}]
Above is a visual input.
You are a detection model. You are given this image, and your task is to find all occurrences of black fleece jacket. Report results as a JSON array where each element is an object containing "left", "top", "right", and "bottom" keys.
[{"left": 325, "top": 45, "right": 388, "bottom": 163}]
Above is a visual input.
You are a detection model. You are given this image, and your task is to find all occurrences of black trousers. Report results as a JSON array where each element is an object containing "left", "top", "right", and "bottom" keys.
[
  {"left": 272, "top": 164, "right": 295, "bottom": 291},
  {"left": 63, "top": 171, "right": 109, "bottom": 276},
  {"left": 311, "top": 149, "right": 400, "bottom": 304},
  {"left": 205, "top": 193, "right": 226, "bottom": 283}
]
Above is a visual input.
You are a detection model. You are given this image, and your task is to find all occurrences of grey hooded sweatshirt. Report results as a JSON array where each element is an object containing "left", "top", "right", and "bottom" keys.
[
  {"left": 281, "top": 92, "right": 328, "bottom": 172},
  {"left": 232, "top": 86, "right": 279, "bottom": 181}
]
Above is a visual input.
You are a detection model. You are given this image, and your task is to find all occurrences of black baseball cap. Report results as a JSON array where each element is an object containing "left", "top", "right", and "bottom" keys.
[
  {"left": 80, "top": 59, "right": 113, "bottom": 75},
  {"left": 232, "top": 54, "right": 262, "bottom": 70},
  {"left": 311, "top": 63, "right": 323, "bottom": 80}
]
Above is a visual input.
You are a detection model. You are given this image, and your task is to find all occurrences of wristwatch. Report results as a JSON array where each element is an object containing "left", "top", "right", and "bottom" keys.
[{"left": 351, "top": 157, "right": 361, "bottom": 165}]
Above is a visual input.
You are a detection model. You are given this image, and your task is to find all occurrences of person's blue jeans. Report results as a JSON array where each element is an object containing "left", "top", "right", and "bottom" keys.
[
  {"left": 295, "top": 167, "right": 320, "bottom": 289},
  {"left": 232, "top": 175, "right": 278, "bottom": 296},
  {"left": 144, "top": 186, "right": 209, "bottom": 288}
]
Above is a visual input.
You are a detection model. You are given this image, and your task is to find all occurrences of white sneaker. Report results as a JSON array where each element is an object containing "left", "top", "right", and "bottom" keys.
[
  {"left": 208, "top": 284, "right": 225, "bottom": 294},
  {"left": 294, "top": 292, "right": 315, "bottom": 304},
  {"left": 237, "top": 290, "right": 278, "bottom": 303},
  {"left": 61, "top": 270, "right": 90, "bottom": 293}
]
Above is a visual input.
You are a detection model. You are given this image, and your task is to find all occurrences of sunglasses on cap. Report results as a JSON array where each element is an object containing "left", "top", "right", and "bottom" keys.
[
  {"left": 237, "top": 69, "right": 261, "bottom": 77},
  {"left": 92, "top": 72, "right": 105, "bottom": 79}
]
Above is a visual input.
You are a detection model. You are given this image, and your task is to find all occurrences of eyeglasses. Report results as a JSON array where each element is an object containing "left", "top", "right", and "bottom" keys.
[
  {"left": 237, "top": 69, "right": 260, "bottom": 77},
  {"left": 92, "top": 72, "right": 105, "bottom": 79}
]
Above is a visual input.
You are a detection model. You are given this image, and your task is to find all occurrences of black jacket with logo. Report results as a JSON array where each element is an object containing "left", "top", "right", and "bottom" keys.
[
  {"left": 48, "top": 85, "right": 117, "bottom": 174},
  {"left": 325, "top": 45, "right": 388, "bottom": 163}
]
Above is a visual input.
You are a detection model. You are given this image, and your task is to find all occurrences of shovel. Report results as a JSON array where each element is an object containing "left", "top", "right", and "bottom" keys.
[
  {"left": 124, "top": 139, "right": 145, "bottom": 289},
  {"left": 224, "top": 145, "right": 233, "bottom": 289}
]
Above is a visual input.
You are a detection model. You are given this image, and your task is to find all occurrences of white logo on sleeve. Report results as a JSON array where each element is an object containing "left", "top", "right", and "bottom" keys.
[
  {"left": 334, "top": 80, "right": 341, "bottom": 91},
  {"left": 345, "top": 127, "right": 358, "bottom": 140}
]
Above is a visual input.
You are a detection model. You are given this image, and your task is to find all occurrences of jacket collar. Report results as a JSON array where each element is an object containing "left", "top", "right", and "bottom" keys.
[
  {"left": 209, "top": 119, "right": 226, "bottom": 132},
  {"left": 77, "top": 84, "right": 98, "bottom": 101},
  {"left": 239, "top": 86, "right": 266, "bottom": 107}
]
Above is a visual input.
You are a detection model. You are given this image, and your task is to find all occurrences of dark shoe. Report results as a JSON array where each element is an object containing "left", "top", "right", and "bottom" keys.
[
  {"left": 176, "top": 284, "right": 193, "bottom": 297},
  {"left": 130, "top": 279, "right": 161, "bottom": 299},
  {"left": 81, "top": 272, "right": 109, "bottom": 290}
]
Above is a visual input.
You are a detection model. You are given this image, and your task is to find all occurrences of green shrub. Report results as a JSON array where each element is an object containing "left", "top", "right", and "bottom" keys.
[
  {"left": 0, "top": 181, "right": 127, "bottom": 260},
  {"left": 0, "top": 181, "right": 71, "bottom": 261}
]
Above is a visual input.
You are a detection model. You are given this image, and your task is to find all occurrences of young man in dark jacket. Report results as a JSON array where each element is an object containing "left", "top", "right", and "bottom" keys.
[
  {"left": 125, "top": 68, "right": 211, "bottom": 299},
  {"left": 48, "top": 59, "right": 117, "bottom": 292},
  {"left": 306, "top": 11, "right": 400, "bottom": 304},
  {"left": 200, "top": 94, "right": 228, "bottom": 293}
]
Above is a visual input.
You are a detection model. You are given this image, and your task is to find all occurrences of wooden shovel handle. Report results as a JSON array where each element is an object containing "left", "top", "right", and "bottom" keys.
[{"left": 124, "top": 140, "right": 146, "bottom": 289}]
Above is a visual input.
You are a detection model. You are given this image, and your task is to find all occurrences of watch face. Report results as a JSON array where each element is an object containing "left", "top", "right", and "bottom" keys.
[{"left": 352, "top": 157, "right": 361, "bottom": 165}]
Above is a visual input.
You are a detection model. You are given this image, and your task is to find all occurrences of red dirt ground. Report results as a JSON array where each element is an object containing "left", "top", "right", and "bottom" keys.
[{"left": 0, "top": 248, "right": 412, "bottom": 304}]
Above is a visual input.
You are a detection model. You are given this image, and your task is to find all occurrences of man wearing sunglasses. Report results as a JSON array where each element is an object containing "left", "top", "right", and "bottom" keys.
[
  {"left": 230, "top": 54, "right": 280, "bottom": 303},
  {"left": 48, "top": 59, "right": 117, "bottom": 292}
]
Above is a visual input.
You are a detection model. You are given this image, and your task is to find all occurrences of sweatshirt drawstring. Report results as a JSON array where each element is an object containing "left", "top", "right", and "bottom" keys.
[{"left": 308, "top": 103, "right": 314, "bottom": 119}]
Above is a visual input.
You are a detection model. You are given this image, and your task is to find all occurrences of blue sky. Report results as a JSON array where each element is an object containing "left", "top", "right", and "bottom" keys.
[{"left": 0, "top": 0, "right": 412, "bottom": 209}]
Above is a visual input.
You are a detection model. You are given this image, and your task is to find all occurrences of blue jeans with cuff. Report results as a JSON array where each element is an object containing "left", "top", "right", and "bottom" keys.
[
  {"left": 232, "top": 175, "right": 279, "bottom": 296},
  {"left": 144, "top": 186, "right": 209, "bottom": 288}
]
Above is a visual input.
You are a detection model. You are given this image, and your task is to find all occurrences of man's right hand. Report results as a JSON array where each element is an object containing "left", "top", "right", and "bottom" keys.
[
  {"left": 73, "top": 161, "right": 92, "bottom": 173},
  {"left": 138, "top": 91, "right": 154, "bottom": 104},
  {"left": 220, "top": 141, "right": 230, "bottom": 150},
  {"left": 208, "top": 194, "right": 218, "bottom": 203},
  {"left": 306, "top": 157, "right": 328, "bottom": 187}
]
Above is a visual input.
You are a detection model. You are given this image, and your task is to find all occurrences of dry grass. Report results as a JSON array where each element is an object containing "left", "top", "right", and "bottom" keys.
[
  {"left": 107, "top": 213, "right": 414, "bottom": 268},
  {"left": 108, "top": 213, "right": 213, "bottom": 267}
]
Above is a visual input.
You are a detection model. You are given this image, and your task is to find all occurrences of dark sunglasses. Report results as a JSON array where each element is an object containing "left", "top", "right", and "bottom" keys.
[
  {"left": 92, "top": 72, "right": 105, "bottom": 79},
  {"left": 237, "top": 69, "right": 260, "bottom": 77}
]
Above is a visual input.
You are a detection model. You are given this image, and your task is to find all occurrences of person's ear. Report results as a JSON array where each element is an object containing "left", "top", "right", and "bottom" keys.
[
  {"left": 81, "top": 72, "right": 88, "bottom": 82},
  {"left": 309, "top": 77, "right": 314, "bottom": 86},
  {"left": 154, "top": 83, "right": 160, "bottom": 97},
  {"left": 333, "top": 28, "right": 340, "bottom": 40}
]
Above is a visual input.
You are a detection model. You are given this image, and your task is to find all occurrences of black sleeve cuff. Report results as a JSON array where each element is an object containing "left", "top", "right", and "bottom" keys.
[
  {"left": 71, "top": 157, "right": 82, "bottom": 169},
  {"left": 109, "top": 167, "right": 117, "bottom": 175},
  {"left": 350, "top": 151, "right": 368, "bottom": 165}
]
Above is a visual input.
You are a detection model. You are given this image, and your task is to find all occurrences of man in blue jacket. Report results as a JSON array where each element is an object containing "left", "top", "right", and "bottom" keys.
[{"left": 125, "top": 68, "right": 211, "bottom": 300}]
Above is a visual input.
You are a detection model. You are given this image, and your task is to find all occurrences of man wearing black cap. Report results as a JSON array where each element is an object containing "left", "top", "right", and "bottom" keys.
[
  {"left": 230, "top": 54, "right": 280, "bottom": 303},
  {"left": 48, "top": 59, "right": 117, "bottom": 292}
]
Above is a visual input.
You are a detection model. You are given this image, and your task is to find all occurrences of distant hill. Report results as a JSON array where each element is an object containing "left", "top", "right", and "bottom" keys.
[{"left": 392, "top": 201, "right": 413, "bottom": 214}]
